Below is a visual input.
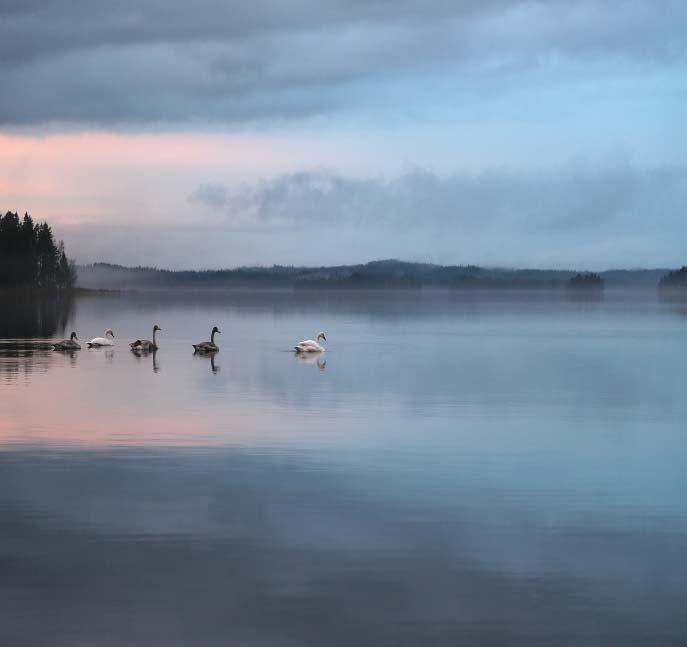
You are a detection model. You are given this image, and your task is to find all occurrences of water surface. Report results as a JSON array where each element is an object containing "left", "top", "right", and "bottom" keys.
[{"left": 1, "top": 290, "right": 686, "bottom": 645}]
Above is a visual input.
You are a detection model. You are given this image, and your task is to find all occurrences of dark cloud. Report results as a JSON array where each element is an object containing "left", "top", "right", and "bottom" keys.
[{"left": 0, "top": 0, "right": 684, "bottom": 125}]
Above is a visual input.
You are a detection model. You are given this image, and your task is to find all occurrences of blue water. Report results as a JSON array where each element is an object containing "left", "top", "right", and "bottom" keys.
[{"left": 1, "top": 290, "right": 686, "bottom": 645}]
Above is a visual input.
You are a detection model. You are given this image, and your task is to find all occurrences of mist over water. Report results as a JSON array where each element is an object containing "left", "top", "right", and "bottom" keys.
[{"left": 1, "top": 290, "right": 686, "bottom": 646}]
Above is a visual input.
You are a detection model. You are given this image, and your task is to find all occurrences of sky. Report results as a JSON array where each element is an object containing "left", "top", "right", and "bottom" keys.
[{"left": 0, "top": 0, "right": 685, "bottom": 269}]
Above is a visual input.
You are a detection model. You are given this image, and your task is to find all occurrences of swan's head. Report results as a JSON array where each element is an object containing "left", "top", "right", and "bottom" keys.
[
  {"left": 105, "top": 329, "right": 114, "bottom": 338},
  {"left": 212, "top": 326, "right": 221, "bottom": 334},
  {"left": 70, "top": 332, "right": 78, "bottom": 341},
  {"left": 317, "top": 332, "right": 326, "bottom": 342},
  {"left": 153, "top": 325, "right": 161, "bottom": 332}
]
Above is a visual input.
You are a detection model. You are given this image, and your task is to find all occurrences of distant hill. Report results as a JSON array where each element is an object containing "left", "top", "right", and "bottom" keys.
[{"left": 75, "top": 260, "right": 674, "bottom": 291}]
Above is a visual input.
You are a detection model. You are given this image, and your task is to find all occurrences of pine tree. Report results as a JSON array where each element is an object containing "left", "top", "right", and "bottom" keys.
[
  {"left": 56, "top": 240, "right": 76, "bottom": 289},
  {"left": 19, "top": 212, "right": 37, "bottom": 285},
  {"left": 0, "top": 211, "right": 76, "bottom": 289},
  {"left": 0, "top": 211, "right": 76, "bottom": 288},
  {"left": 0, "top": 211, "right": 21, "bottom": 286},
  {"left": 35, "top": 222, "right": 59, "bottom": 288}
]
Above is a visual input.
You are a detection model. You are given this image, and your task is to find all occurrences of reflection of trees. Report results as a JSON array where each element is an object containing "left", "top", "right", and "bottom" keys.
[
  {"left": 0, "top": 292, "right": 75, "bottom": 338},
  {"left": 0, "top": 346, "right": 78, "bottom": 380},
  {"left": 0, "top": 293, "right": 76, "bottom": 379},
  {"left": 564, "top": 289, "right": 604, "bottom": 305},
  {"left": 0, "top": 347, "right": 37, "bottom": 380},
  {"left": 658, "top": 290, "right": 687, "bottom": 318}
]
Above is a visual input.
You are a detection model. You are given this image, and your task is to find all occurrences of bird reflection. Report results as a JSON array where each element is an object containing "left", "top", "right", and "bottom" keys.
[
  {"left": 194, "top": 350, "right": 220, "bottom": 373},
  {"left": 295, "top": 353, "right": 327, "bottom": 372},
  {"left": 131, "top": 348, "right": 160, "bottom": 373}
]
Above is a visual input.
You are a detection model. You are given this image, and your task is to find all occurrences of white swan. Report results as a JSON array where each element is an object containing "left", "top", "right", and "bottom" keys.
[
  {"left": 295, "top": 332, "right": 326, "bottom": 353},
  {"left": 87, "top": 329, "right": 114, "bottom": 347}
]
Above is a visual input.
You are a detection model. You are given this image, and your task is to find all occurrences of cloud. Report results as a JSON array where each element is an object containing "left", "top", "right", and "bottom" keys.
[
  {"left": 188, "top": 182, "right": 227, "bottom": 210},
  {"left": 192, "top": 165, "right": 687, "bottom": 233},
  {"left": 0, "top": 0, "right": 685, "bottom": 125},
  {"left": 184, "top": 165, "right": 687, "bottom": 269}
]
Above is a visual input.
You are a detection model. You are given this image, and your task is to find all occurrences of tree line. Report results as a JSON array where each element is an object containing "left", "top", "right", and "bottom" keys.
[
  {"left": 659, "top": 266, "right": 687, "bottom": 289},
  {"left": 568, "top": 272, "right": 604, "bottom": 289},
  {"left": 0, "top": 211, "right": 76, "bottom": 289}
]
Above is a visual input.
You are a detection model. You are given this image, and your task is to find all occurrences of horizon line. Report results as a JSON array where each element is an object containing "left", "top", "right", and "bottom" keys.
[{"left": 76, "top": 259, "right": 679, "bottom": 274}]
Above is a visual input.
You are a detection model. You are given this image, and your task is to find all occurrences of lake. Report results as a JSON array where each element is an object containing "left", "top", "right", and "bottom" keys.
[{"left": 1, "top": 289, "right": 686, "bottom": 646}]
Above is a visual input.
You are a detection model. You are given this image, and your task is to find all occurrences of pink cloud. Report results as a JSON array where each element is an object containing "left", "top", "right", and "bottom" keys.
[{"left": 0, "top": 130, "right": 375, "bottom": 236}]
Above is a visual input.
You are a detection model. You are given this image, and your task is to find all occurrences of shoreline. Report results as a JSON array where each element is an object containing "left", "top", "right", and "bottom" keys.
[{"left": 0, "top": 287, "right": 118, "bottom": 297}]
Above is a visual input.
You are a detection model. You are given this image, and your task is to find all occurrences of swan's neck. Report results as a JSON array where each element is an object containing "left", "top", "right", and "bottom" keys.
[
  {"left": 211, "top": 330, "right": 216, "bottom": 344},
  {"left": 153, "top": 328, "right": 157, "bottom": 345}
]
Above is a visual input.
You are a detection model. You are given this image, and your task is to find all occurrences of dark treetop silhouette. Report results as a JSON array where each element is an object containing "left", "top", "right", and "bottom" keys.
[
  {"left": 659, "top": 266, "right": 687, "bottom": 290},
  {"left": 0, "top": 211, "right": 76, "bottom": 289},
  {"left": 567, "top": 272, "right": 604, "bottom": 290}
]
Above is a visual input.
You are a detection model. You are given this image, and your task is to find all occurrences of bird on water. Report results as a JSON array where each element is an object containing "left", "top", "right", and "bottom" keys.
[
  {"left": 130, "top": 325, "right": 162, "bottom": 352},
  {"left": 193, "top": 326, "right": 221, "bottom": 353},
  {"left": 53, "top": 332, "right": 81, "bottom": 351},
  {"left": 87, "top": 329, "right": 115, "bottom": 347},
  {"left": 294, "top": 332, "right": 327, "bottom": 353}
]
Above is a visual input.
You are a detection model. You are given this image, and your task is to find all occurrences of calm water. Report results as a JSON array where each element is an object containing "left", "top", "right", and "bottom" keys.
[{"left": 1, "top": 290, "right": 686, "bottom": 646}]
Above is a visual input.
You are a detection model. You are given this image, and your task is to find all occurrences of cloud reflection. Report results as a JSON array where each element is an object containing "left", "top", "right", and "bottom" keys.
[{"left": 0, "top": 448, "right": 685, "bottom": 646}]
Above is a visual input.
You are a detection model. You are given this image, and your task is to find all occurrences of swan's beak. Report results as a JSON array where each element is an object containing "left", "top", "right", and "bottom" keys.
[{"left": 217, "top": 330, "right": 222, "bottom": 334}]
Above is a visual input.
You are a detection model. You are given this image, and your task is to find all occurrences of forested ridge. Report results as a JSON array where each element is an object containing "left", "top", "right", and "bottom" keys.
[
  {"left": 77, "top": 260, "right": 676, "bottom": 291},
  {"left": 0, "top": 211, "right": 76, "bottom": 289}
]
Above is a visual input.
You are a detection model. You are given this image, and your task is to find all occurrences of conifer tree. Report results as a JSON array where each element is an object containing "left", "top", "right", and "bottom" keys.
[{"left": 0, "top": 210, "right": 76, "bottom": 289}]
